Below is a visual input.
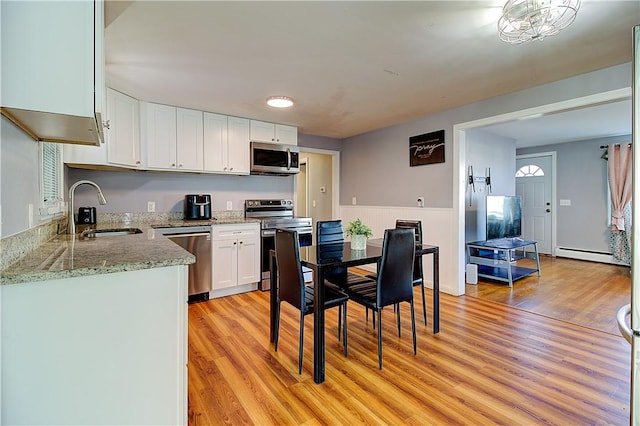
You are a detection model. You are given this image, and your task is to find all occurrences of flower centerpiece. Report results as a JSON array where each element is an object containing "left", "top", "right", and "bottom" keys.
[{"left": 345, "top": 218, "right": 373, "bottom": 250}]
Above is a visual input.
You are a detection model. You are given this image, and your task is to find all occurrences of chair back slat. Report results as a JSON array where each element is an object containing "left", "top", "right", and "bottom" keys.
[
  {"left": 275, "top": 229, "right": 305, "bottom": 309},
  {"left": 395, "top": 220, "right": 423, "bottom": 283},
  {"left": 316, "top": 220, "right": 345, "bottom": 244},
  {"left": 317, "top": 220, "right": 348, "bottom": 280},
  {"left": 377, "top": 228, "right": 415, "bottom": 306}
]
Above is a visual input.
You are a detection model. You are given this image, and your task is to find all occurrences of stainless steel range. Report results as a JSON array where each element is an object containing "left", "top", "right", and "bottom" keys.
[{"left": 245, "top": 199, "right": 312, "bottom": 290}]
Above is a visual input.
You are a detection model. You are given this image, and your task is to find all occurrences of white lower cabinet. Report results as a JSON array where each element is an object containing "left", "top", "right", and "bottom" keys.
[
  {"left": 211, "top": 223, "right": 260, "bottom": 296},
  {"left": 2, "top": 266, "right": 188, "bottom": 425}
]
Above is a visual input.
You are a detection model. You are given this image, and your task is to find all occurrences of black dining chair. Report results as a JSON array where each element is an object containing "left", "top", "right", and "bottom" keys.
[
  {"left": 344, "top": 228, "right": 416, "bottom": 369},
  {"left": 395, "top": 220, "right": 427, "bottom": 325},
  {"left": 367, "top": 219, "right": 427, "bottom": 326},
  {"left": 316, "top": 220, "right": 372, "bottom": 289},
  {"left": 273, "top": 228, "right": 349, "bottom": 374}
]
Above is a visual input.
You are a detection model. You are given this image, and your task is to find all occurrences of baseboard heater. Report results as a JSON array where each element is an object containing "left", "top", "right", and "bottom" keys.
[{"left": 555, "top": 247, "right": 619, "bottom": 265}]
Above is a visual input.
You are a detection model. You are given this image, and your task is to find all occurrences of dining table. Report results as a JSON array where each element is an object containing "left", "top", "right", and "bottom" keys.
[{"left": 269, "top": 238, "right": 440, "bottom": 384}]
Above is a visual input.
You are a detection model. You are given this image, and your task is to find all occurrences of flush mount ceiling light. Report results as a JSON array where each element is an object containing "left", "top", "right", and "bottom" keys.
[
  {"left": 266, "top": 96, "right": 294, "bottom": 108},
  {"left": 498, "top": 0, "right": 581, "bottom": 44}
]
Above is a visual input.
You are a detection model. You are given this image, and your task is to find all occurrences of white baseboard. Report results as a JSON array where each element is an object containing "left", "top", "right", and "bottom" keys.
[{"left": 554, "top": 247, "right": 618, "bottom": 265}]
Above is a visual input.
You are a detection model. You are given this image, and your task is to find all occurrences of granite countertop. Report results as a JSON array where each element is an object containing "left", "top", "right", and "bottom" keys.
[{"left": 0, "top": 217, "right": 261, "bottom": 286}]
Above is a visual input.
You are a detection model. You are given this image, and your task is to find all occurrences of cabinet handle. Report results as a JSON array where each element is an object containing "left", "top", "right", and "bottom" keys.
[
  {"left": 229, "top": 167, "right": 233, "bottom": 171},
  {"left": 171, "top": 163, "right": 176, "bottom": 167},
  {"left": 178, "top": 164, "right": 183, "bottom": 168},
  {"left": 136, "top": 161, "right": 141, "bottom": 165}
]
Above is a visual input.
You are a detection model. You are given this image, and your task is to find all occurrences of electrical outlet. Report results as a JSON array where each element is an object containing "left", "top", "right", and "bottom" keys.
[
  {"left": 417, "top": 197, "right": 424, "bottom": 208},
  {"left": 352, "top": 197, "right": 357, "bottom": 205},
  {"left": 147, "top": 201, "right": 155, "bottom": 212},
  {"left": 226, "top": 201, "right": 233, "bottom": 210}
]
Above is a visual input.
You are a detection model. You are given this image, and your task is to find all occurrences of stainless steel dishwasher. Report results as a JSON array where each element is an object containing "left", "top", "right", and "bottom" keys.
[{"left": 155, "top": 225, "right": 212, "bottom": 303}]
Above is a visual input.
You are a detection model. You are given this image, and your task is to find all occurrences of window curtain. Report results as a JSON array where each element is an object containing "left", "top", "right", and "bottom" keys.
[{"left": 607, "top": 143, "right": 632, "bottom": 265}]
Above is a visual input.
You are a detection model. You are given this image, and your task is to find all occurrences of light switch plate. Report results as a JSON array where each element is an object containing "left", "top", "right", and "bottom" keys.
[
  {"left": 226, "top": 201, "right": 233, "bottom": 210},
  {"left": 559, "top": 199, "right": 571, "bottom": 206},
  {"left": 147, "top": 201, "right": 155, "bottom": 212}
]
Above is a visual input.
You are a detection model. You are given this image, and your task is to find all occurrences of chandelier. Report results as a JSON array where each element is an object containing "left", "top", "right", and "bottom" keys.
[{"left": 498, "top": 0, "right": 581, "bottom": 44}]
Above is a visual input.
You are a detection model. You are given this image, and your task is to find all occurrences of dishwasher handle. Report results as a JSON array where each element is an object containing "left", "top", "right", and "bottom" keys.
[{"left": 166, "top": 232, "right": 211, "bottom": 239}]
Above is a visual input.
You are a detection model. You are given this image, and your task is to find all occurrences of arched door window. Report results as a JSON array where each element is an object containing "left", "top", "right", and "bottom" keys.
[{"left": 515, "top": 164, "right": 544, "bottom": 177}]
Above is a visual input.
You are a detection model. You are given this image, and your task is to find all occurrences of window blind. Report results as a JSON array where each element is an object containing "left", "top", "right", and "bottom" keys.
[{"left": 41, "top": 142, "right": 63, "bottom": 216}]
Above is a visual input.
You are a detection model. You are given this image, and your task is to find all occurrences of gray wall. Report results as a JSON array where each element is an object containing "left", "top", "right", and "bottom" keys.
[
  {"left": 67, "top": 168, "right": 295, "bottom": 215},
  {"left": 517, "top": 134, "right": 631, "bottom": 253},
  {"left": 0, "top": 117, "right": 43, "bottom": 238},
  {"left": 340, "top": 63, "right": 631, "bottom": 208},
  {"left": 465, "top": 129, "right": 516, "bottom": 242}
]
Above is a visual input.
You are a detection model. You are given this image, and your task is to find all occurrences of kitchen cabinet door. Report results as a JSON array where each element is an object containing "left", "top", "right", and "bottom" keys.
[
  {"left": 237, "top": 235, "right": 260, "bottom": 285},
  {"left": 142, "top": 102, "right": 177, "bottom": 170},
  {"left": 275, "top": 124, "right": 298, "bottom": 145},
  {"left": 249, "top": 120, "right": 276, "bottom": 143},
  {"left": 176, "top": 107, "right": 203, "bottom": 171},
  {"left": 203, "top": 112, "right": 228, "bottom": 172},
  {"left": 227, "top": 116, "right": 250, "bottom": 174},
  {"left": 212, "top": 239, "right": 238, "bottom": 290},
  {"left": 107, "top": 88, "right": 141, "bottom": 168}
]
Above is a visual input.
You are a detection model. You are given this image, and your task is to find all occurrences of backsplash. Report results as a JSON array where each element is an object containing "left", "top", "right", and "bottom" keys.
[{"left": 0, "top": 216, "right": 67, "bottom": 271}]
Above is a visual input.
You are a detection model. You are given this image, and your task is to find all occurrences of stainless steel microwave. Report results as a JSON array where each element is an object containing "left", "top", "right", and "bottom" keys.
[{"left": 250, "top": 142, "right": 300, "bottom": 175}]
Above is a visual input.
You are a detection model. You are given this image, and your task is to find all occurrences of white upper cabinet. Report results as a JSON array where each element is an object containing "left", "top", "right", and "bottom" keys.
[
  {"left": 250, "top": 120, "right": 297, "bottom": 145},
  {"left": 141, "top": 102, "right": 177, "bottom": 170},
  {"left": 204, "top": 114, "right": 250, "bottom": 175},
  {"left": 107, "top": 89, "right": 141, "bottom": 168},
  {"left": 1, "top": 0, "right": 105, "bottom": 146},
  {"left": 176, "top": 108, "right": 204, "bottom": 171},
  {"left": 142, "top": 103, "right": 204, "bottom": 171},
  {"left": 64, "top": 87, "right": 139, "bottom": 169}
]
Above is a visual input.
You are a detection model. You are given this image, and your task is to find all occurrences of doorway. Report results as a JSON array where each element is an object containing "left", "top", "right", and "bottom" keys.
[
  {"left": 454, "top": 87, "right": 632, "bottom": 295},
  {"left": 296, "top": 159, "right": 309, "bottom": 217},
  {"left": 295, "top": 148, "right": 341, "bottom": 233}
]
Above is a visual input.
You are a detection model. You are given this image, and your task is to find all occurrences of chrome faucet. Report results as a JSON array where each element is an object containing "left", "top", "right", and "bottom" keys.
[{"left": 68, "top": 180, "right": 107, "bottom": 234}]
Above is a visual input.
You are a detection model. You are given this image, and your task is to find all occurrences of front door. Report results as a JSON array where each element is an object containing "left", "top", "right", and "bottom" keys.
[{"left": 516, "top": 154, "right": 553, "bottom": 254}]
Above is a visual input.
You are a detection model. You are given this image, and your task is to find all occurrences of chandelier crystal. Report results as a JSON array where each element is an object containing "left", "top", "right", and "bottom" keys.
[{"left": 498, "top": 0, "right": 581, "bottom": 44}]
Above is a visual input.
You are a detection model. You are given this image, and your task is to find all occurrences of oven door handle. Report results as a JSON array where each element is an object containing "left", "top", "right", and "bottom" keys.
[{"left": 262, "top": 229, "right": 276, "bottom": 237}]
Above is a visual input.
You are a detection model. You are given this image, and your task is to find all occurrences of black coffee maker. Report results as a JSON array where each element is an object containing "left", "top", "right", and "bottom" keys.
[{"left": 184, "top": 194, "right": 212, "bottom": 220}]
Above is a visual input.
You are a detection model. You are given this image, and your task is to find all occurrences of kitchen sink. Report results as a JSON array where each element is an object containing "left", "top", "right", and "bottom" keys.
[{"left": 81, "top": 228, "right": 143, "bottom": 238}]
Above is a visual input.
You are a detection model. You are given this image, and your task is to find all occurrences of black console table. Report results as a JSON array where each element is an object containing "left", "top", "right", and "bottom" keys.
[{"left": 466, "top": 239, "right": 540, "bottom": 287}]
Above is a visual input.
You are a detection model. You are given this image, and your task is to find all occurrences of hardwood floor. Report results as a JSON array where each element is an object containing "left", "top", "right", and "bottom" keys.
[
  {"left": 465, "top": 256, "right": 631, "bottom": 335},
  {"left": 187, "top": 285, "right": 631, "bottom": 425}
]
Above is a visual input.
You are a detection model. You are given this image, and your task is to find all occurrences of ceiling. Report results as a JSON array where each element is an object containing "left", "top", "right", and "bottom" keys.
[{"left": 104, "top": 1, "right": 638, "bottom": 144}]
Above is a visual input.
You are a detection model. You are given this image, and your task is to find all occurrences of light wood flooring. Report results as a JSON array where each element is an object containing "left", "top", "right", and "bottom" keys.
[
  {"left": 464, "top": 255, "right": 631, "bottom": 335},
  {"left": 188, "top": 277, "right": 631, "bottom": 424}
]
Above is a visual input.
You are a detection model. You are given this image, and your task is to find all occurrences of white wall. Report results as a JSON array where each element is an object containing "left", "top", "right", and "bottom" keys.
[
  {"left": 0, "top": 117, "right": 43, "bottom": 238},
  {"left": 465, "top": 129, "right": 516, "bottom": 242},
  {"left": 340, "top": 205, "right": 456, "bottom": 295}
]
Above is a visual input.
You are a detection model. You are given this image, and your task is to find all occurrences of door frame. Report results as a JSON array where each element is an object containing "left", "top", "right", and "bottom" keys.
[
  {"left": 453, "top": 87, "right": 631, "bottom": 295},
  {"left": 516, "top": 151, "right": 557, "bottom": 256},
  {"left": 295, "top": 147, "right": 341, "bottom": 219}
]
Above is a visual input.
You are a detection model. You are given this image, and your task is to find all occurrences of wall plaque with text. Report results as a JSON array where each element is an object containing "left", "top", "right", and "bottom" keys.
[{"left": 409, "top": 129, "right": 445, "bottom": 166}]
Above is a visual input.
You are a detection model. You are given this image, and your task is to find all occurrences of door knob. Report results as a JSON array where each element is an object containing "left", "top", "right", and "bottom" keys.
[{"left": 546, "top": 209, "right": 551, "bottom": 213}]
